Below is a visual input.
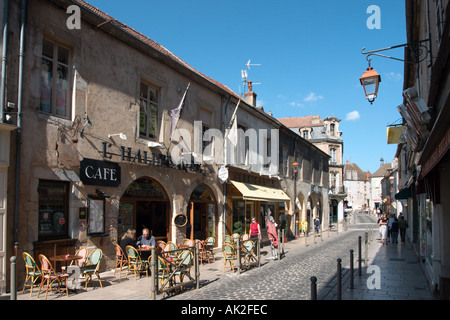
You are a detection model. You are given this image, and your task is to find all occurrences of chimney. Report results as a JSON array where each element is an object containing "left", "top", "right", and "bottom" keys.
[
  {"left": 244, "top": 80, "right": 257, "bottom": 107},
  {"left": 380, "top": 157, "right": 384, "bottom": 166}
]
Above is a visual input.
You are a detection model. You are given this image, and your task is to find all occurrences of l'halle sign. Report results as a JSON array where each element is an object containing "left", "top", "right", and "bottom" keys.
[{"left": 80, "top": 158, "right": 121, "bottom": 187}]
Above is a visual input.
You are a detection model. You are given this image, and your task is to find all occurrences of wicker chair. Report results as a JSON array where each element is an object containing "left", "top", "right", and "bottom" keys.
[
  {"left": 22, "top": 252, "right": 42, "bottom": 296},
  {"left": 37, "top": 254, "right": 69, "bottom": 300}
]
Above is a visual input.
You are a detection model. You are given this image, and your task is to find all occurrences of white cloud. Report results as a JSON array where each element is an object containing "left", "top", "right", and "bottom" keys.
[
  {"left": 345, "top": 110, "right": 360, "bottom": 121},
  {"left": 304, "top": 92, "right": 324, "bottom": 102},
  {"left": 385, "top": 72, "right": 402, "bottom": 81},
  {"left": 290, "top": 101, "right": 304, "bottom": 108}
]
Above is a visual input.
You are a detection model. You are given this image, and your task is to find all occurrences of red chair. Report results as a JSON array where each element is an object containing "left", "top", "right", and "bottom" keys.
[{"left": 37, "top": 254, "right": 69, "bottom": 300}]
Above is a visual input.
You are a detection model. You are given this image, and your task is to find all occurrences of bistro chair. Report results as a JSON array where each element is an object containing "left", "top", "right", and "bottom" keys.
[
  {"left": 113, "top": 244, "right": 128, "bottom": 278},
  {"left": 156, "top": 241, "right": 166, "bottom": 252},
  {"left": 175, "top": 250, "right": 193, "bottom": 291},
  {"left": 149, "top": 256, "right": 171, "bottom": 298},
  {"left": 241, "top": 240, "right": 257, "bottom": 267},
  {"left": 222, "top": 243, "right": 237, "bottom": 273},
  {"left": 241, "top": 234, "right": 250, "bottom": 241},
  {"left": 231, "top": 233, "right": 240, "bottom": 244},
  {"left": 184, "top": 239, "right": 194, "bottom": 247},
  {"left": 163, "top": 243, "right": 178, "bottom": 259},
  {"left": 224, "top": 234, "right": 232, "bottom": 244},
  {"left": 62, "top": 247, "right": 88, "bottom": 272},
  {"left": 197, "top": 240, "right": 210, "bottom": 265},
  {"left": 22, "top": 252, "right": 42, "bottom": 296},
  {"left": 126, "top": 246, "right": 148, "bottom": 279},
  {"left": 204, "top": 237, "right": 215, "bottom": 262},
  {"left": 37, "top": 254, "right": 69, "bottom": 300},
  {"left": 82, "top": 248, "right": 103, "bottom": 290}
]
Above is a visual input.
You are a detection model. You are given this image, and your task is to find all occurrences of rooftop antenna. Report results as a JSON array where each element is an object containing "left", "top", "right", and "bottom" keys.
[{"left": 246, "top": 59, "right": 261, "bottom": 70}]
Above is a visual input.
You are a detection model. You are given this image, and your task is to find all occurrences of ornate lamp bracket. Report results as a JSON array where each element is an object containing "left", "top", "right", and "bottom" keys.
[{"left": 361, "top": 39, "right": 431, "bottom": 67}]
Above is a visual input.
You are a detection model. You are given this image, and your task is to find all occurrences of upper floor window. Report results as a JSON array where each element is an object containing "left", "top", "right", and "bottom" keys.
[
  {"left": 40, "top": 39, "right": 71, "bottom": 118},
  {"left": 330, "top": 148, "right": 336, "bottom": 163},
  {"left": 302, "top": 130, "right": 308, "bottom": 139},
  {"left": 330, "top": 123, "right": 335, "bottom": 136},
  {"left": 139, "top": 82, "right": 159, "bottom": 139}
]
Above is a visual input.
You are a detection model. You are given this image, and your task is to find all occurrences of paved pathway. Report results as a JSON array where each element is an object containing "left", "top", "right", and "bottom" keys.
[{"left": 11, "top": 213, "right": 435, "bottom": 301}]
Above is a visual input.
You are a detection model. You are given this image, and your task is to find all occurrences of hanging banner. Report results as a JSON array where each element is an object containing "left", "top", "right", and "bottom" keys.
[{"left": 387, "top": 125, "right": 406, "bottom": 144}]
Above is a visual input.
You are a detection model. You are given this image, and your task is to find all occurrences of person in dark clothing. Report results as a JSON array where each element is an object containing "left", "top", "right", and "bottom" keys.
[
  {"left": 120, "top": 228, "right": 137, "bottom": 257},
  {"left": 398, "top": 216, "right": 408, "bottom": 244},
  {"left": 390, "top": 218, "right": 399, "bottom": 244}
]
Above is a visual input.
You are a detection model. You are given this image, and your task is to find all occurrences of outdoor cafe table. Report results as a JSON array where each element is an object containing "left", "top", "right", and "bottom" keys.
[{"left": 50, "top": 255, "right": 83, "bottom": 272}]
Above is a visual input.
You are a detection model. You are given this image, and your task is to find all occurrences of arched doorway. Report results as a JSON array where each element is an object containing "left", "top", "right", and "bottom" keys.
[
  {"left": 118, "top": 177, "right": 170, "bottom": 242},
  {"left": 188, "top": 184, "right": 217, "bottom": 241}
]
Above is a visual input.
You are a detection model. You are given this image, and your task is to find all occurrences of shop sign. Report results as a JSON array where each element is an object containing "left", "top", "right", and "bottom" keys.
[
  {"left": 101, "top": 142, "right": 203, "bottom": 173},
  {"left": 80, "top": 158, "right": 121, "bottom": 187}
]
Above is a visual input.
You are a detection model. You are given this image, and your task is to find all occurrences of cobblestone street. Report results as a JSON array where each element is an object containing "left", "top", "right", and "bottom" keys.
[{"left": 169, "top": 214, "right": 376, "bottom": 300}]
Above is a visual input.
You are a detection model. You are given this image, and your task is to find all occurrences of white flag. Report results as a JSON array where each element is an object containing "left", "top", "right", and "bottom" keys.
[{"left": 170, "top": 82, "right": 190, "bottom": 141}]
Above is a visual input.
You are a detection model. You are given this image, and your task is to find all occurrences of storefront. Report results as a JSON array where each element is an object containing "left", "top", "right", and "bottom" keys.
[{"left": 225, "top": 180, "right": 290, "bottom": 239}]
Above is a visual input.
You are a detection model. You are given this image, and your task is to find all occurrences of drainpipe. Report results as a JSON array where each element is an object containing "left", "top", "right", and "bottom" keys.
[
  {"left": 1, "top": 0, "right": 10, "bottom": 122},
  {"left": 13, "top": 0, "right": 27, "bottom": 257}
]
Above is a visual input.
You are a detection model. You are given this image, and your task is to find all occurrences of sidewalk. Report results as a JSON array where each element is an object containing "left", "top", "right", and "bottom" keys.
[
  {"left": 319, "top": 236, "right": 436, "bottom": 300},
  {"left": 10, "top": 223, "right": 436, "bottom": 301}
]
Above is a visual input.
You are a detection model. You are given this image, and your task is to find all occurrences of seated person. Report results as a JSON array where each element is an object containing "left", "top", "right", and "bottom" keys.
[
  {"left": 137, "top": 228, "right": 156, "bottom": 260},
  {"left": 119, "top": 229, "right": 137, "bottom": 257}
]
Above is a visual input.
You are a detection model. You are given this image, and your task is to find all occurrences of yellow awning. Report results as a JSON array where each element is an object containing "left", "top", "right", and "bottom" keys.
[{"left": 230, "top": 180, "right": 290, "bottom": 202}]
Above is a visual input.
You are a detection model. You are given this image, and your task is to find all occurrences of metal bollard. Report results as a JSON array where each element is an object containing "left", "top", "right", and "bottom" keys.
[
  {"left": 195, "top": 241, "right": 200, "bottom": 289},
  {"left": 365, "top": 232, "right": 368, "bottom": 267},
  {"left": 337, "top": 258, "right": 342, "bottom": 300},
  {"left": 350, "top": 250, "right": 354, "bottom": 289},
  {"left": 310, "top": 276, "right": 317, "bottom": 300},
  {"left": 236, "top": 237, "right": 241, "bottom": 274},
  {"left": 10, "top": 256, "right": 17, "bottom": 300},
  {"left": 277, "top": 229, "right": 281, "bottom": 260},
  {"left": 358, "top": 236, "right": 362, "bottom": 276},
  {"left": 257, "top": 237, "right": 261, "bottom": 268},
  {"left": 150, "top": 246, "right": 156, "bottom": 299}
]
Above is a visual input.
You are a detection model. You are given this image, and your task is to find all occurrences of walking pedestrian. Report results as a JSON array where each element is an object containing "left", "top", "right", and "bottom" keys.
[
  {"left": 398, "top": 215, "right": 409, "bottom": 244},
  {"left": 314, "top": 217, "right": 320, "bottom": 237},
  {"left": 378, "top": 214, "right": 389, "bottom": 245},
  {"left": 390, "top": 217, "right": 399, "bottom": 243},
  {"left": 387, "top": 214, "right": 395, "bottom": 244},
  {"left": 265, "top": 210, "right": 278, "bottom": 259},
  {"left": 250, "top": 217, "right": 262, "bottom": 247}
]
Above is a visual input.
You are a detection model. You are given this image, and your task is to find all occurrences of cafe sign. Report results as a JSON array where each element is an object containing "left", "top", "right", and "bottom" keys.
[{"left": 80, "top": 158, "right": 121, "bottom": 187}]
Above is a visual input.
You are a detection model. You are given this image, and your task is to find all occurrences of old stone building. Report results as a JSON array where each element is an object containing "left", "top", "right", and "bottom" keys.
[{"left": 0, "top": 0, "right": 330, "bottom": 292}]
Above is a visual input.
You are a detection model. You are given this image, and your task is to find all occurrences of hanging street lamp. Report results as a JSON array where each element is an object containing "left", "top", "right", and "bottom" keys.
[{"left": 359, "top": 66, "right": 381, "bottom": 104}]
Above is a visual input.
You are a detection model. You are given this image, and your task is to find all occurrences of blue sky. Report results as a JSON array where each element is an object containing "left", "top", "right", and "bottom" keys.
[{"left": 87, "top": 0, "right": 406, "bottom": 174}]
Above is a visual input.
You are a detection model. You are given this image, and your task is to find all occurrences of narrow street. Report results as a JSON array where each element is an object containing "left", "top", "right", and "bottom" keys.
[{"left": 169, "top": 213, "right": 378, "bottom": 300}]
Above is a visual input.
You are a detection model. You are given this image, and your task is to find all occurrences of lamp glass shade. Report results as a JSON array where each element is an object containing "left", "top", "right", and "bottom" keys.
[{"left": 360, "top": 67, "right": 381, "bottom": 103}]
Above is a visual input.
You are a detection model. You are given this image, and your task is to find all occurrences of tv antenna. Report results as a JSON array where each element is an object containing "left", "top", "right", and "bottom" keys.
[
  {"left": 246, "top": 59, "right": 261, "bottom": 70},
  {"left": 240, "top": 59, "right": 261, "bottom": 95}
]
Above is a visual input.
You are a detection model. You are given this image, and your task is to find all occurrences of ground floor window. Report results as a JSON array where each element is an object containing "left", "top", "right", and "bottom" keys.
[{"left": 38, "top": 180, "right": 69, "bottom": 240}]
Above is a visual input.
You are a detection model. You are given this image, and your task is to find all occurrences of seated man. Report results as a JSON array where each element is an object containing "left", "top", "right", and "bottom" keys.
[
  {"left": 137, "top": 228, "right": 156, "bottom": 247},
  {"left": 137, "top": 228, "right": 155, "bottom": 260}
]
